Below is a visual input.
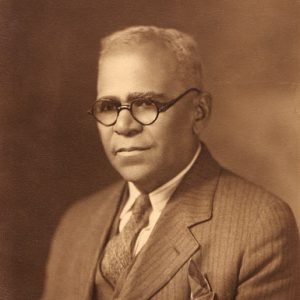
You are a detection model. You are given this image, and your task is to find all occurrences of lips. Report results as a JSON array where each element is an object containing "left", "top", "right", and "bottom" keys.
[{"left": 114, "top": 146, "right": 150, "bottom": 155}]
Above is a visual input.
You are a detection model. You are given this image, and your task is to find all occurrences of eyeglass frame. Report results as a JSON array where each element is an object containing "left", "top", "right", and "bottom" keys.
[{"left": 88, "top": 87, "right": 202, "bottom": 126}]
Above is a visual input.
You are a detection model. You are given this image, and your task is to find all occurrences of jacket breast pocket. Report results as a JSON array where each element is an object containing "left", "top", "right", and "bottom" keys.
[{"left": 188, "top": 257, "right": 216, "bottom": 300}]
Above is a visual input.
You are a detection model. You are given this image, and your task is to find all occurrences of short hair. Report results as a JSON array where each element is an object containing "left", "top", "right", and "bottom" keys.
[{"left": 99, "top": 26, "right": 204, "bottom": 88}]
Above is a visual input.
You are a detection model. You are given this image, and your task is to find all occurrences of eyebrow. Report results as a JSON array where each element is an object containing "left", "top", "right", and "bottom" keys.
[
  {"left": 97, "top": 91, "right": 167, "bottom": 103},
  {"left": 127, "top": 92, "right": 167, "bottom": 102}
]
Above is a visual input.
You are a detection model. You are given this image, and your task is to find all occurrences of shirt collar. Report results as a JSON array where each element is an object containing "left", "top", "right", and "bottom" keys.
[{"left": 120, "top": 145, "right": 201, "bottom": 218}]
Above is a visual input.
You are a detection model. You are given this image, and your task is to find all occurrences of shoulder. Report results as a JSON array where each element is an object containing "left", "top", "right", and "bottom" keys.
[
  {"left": 60, "top": 180, "right": 125, "bottom": 225},
  {"left": 193, "top": 147, "right": 298, "bottom": 235},
  {"left": 51, "top": 180, "right": 125, "bottom": 244},
  {"left": 214, "top": 168, "right": 299, "bottom": 245},
  {"left": 45, "top": 179, "right": 125, "bottom": 265},
  {"left": 216, "top": 168, "right": 294, "bottom": 216},
  {"left": 205, "top": 168, "right": 300, "bottom": 296},
  {"left": 214, "top": 170, "right": 300, "bottom": 297},
  {"left": 42, "top": 181, "right": 125, "bottom": 299}
]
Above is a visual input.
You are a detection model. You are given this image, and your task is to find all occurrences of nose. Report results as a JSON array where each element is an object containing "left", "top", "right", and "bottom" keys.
[{"left": 113, "top": 108, "right": 143, "bottom": 136}]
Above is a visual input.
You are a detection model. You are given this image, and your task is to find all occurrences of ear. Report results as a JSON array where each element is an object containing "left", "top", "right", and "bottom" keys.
[{"left": 192, "top": 92, "right": 212, "bottom": 136}]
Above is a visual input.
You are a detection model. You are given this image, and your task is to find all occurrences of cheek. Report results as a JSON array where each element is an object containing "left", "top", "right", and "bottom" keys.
[
  {"left": 157, "top": 110, "right": 194, "bottom": 141},
  {"left": 148, "top": 122, "right": 180, "bottom": 158},
  {"left": 97, "top": 126, "right": 112, "bottom": 153},
  {"left": 152, "top": 116, "right": 195, "bottom": 161}
]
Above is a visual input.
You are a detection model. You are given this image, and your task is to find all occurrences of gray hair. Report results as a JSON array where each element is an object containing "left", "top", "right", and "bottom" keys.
[{"left": 99, "top": 26, "right": 204, "bottom": 88}]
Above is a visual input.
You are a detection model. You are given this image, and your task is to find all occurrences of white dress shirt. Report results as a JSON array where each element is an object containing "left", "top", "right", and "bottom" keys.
[{"left": 119, "top": 145, "right": 201, "bottom": 255}]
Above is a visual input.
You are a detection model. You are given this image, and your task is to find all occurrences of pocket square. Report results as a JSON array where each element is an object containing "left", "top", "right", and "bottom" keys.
[{"left": 188, "top": 259, "right": 216, "bottom": 300}]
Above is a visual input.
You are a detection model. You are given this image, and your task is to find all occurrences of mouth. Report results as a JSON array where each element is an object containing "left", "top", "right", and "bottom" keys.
[{"left": 114, "top": 147, "right": 150, "bottom": 156}]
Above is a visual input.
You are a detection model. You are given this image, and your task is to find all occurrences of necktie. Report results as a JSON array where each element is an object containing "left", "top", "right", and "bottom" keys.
[{"left": 101, "top": 194, "right": 151, "bottom": 287}]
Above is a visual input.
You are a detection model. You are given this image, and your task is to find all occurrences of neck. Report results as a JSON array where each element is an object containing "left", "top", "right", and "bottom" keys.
[{"left": 133, "top": 144, "right": 201, "bottom": 194}]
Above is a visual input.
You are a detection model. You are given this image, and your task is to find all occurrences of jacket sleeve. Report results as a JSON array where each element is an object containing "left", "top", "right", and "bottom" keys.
[{"left": 236, "top": 198, "right": 300, "bottom": 300}]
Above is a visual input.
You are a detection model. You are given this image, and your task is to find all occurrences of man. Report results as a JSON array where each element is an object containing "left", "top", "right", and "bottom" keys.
[{"left": 42, "top": 26, "right": 299, "bottom": 300}]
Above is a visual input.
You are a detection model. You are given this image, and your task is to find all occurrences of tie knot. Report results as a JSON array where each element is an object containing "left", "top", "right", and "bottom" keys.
[{"left": 132, "top": 194, "right": 151, "bottom": 217}]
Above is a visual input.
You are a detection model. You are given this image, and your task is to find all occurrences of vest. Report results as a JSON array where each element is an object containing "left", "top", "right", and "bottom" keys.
[{"left": 93, "top": 188, "right": 129, "bottom": 299}]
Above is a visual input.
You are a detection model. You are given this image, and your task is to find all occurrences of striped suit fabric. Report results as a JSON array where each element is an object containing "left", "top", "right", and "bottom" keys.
[{"left": 42, "top": 147, "right": 300, "bottom": 300}]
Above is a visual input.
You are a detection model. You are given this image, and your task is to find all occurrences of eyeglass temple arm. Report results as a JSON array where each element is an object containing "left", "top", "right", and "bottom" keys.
[{"left": 158, "top": 88, "right": 202, "bottom": 112}]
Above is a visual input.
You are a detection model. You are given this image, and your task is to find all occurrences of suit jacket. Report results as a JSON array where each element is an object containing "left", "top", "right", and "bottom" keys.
[{"left": 41, "top": 148, "right": 300, "bottom": 300}]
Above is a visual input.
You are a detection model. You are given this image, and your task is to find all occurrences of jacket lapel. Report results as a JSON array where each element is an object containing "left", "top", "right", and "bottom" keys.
[
  {"left": 117, "top": 147, "right": 221, "bottom": 300},
  {"left": 79, "top": 181, "right": 127, "bottom": 300}
]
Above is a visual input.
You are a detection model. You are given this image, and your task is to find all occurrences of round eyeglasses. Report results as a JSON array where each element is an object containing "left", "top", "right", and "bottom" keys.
[{"left": 88, "top": 88, "right": 201, "bottom": 126}]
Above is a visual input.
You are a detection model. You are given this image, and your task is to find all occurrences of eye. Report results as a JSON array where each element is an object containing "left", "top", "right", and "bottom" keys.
[
  {"left": 98, "top": 100, "right": 119, "bottom": 112},
  {"left": 134, "top": 99, "right": 154, "bottom": 107}
]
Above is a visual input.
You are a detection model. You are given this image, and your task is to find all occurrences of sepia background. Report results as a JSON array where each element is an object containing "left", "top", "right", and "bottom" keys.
[{"left": 0, "top": 0, "right": 299, "bottom": 299}]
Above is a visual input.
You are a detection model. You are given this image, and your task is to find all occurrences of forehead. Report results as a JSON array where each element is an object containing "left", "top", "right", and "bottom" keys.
[{"left": 97, "top": 43, "right": 184, "bottom": 98}]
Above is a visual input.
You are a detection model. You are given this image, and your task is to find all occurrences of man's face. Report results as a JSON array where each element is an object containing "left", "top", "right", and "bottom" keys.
[{"left": 97, "top": 43, "right": 200, "bottom": 192}]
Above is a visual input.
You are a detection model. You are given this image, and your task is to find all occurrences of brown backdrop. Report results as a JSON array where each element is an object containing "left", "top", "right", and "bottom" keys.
[{"left": 0, "top": 1, "right": 299, "bottom": 299}]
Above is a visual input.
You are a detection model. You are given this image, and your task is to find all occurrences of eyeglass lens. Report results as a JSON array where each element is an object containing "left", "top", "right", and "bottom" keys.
[{"left": 93, "top": 99, "right": 159, "bottom": 126}]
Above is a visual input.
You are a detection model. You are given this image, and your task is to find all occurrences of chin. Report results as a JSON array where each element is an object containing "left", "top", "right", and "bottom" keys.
[
  {"left": 115, "top": 164, "right": 147, "bottom": 179},
  {"left": 115, "top": 165, "right": 156, "bottom": 190}
]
